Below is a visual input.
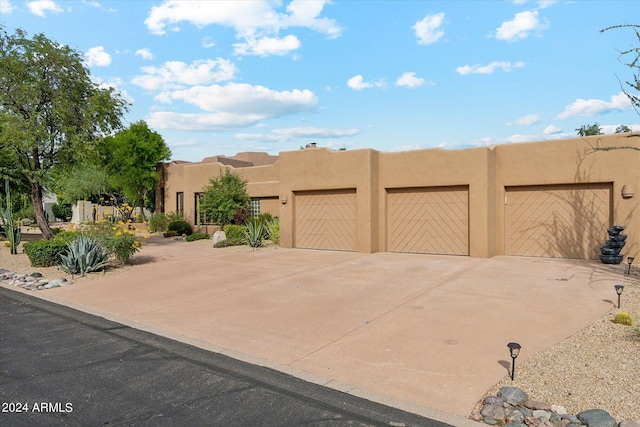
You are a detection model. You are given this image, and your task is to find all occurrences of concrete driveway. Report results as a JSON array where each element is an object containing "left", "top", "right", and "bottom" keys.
[{"left": 25, "top": 238, "right": 618, "bottom": 422}]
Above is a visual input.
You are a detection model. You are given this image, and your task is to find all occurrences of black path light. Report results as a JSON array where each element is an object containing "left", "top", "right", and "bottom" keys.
[
  {"left": 615, "top": 284, "right": 624, "bottom": 309},
  {"left": 507, "top": 342, "right": 521, "bottom": 381},
  {"left": 627, "top": 257, "right": 635, "bottom": 276}
]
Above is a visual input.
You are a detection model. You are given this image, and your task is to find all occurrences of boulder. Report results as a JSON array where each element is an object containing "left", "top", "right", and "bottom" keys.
[
  {"left": 498, "top": 386, "right": 529, "bottom": 406},
  {"left": 577, "top": 409, "right": 616, "bottom": 427}
]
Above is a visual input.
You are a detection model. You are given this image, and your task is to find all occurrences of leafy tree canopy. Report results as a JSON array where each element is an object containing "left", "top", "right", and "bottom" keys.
[
  {"left": 576, "top": 123, "right": 603, "bottom": 137},
  {"left": 615, "top": 124, "right": 632, "bottom": 133},
  {"left": 0, "top": 26, "right": 128, "bottom": 238},
  {"left": 201, "top": 169, "right": 250, "bottom": 227},
  {"left": 98, "top": 120, "right": 171, "bottom": 220}
]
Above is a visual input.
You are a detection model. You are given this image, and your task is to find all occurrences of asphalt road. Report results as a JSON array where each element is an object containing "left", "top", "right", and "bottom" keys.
[{"left": 0, "top": 287, "right": 451, "bottom": 427}]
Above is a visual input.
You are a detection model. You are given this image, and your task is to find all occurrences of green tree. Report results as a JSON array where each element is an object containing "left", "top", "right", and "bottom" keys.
[
  {"left": 201, "top": 169, "right": 250, "bottom": 226},
  {"left": 615, "top": 124, "right": 632, "bottom": 133},
  {"left": 0, "top": 27, "right": 127, "bottom": 239},
  {"left": 576, "top": 123, "right": 603, "bottom": 136},
  {"left": 53, "top": 162, "right": 110, "bottom": 204},
  {"left": 99, "top": 121, "right": 171, "bottom": 221}
]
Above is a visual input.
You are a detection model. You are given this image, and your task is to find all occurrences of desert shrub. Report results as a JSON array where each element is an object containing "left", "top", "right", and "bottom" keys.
[
  {"left": 185, "top": 232, "right": 210, "bottom": 242},
  {"left": 59, "top": 235, "right": 111, "bottom": 276},
  {"left": 257, "top": 212, "right": 273, "bottom": 224},
  {"left": 23, "top": 239, "right": 69, "bottom": 267},
  {"left": 168, "top": 219, "right": 192, "bottom": 236},
  {"left": 214, "top": 240, "right": 230, "bottom": 248},
  {"left": 52, "top": 203, "right": 73, "bottom": 221},
  {"left": 200, "top": 169, "right": 250, "bottom": 226},
  {"left": 267, "top": 218, "right": 279, "bottom": 244},
  {"left": 105, "top": 229, "right": 142, "bottom": 264},
  {"left": 166, "top": 211, "right": 184, "bottom": 223},
  {"left": 163, "top": 230, "right": 178, "bottom": 238},
  {"left": 223, "top": 224, "right": 245, "bottom": 241},
  {"left": 614, "top": 312, "right": 633, "bottom": 326},
  {"left": 148, "top": 212, "right": 169, "bottom": 232},
  {"left": 243, "top": 221, "right": 265, "bottom": 249}
]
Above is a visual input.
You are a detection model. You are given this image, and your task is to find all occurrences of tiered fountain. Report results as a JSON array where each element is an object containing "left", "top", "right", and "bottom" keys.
[{"left": 600, "top": 225, "right": 626, "bottom": 264}]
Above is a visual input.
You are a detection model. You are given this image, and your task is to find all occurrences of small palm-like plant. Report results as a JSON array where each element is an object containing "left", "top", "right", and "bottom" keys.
[
  {"left": 60, "top": 235, "right": 111, "bottom": 277},
  {"left": 243, "top": 221, "right": 265, "bottom": 250}
]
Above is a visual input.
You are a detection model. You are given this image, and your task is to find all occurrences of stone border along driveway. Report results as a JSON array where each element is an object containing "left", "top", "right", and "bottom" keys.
[{"left": 8, "top": 238, "right": 619, "bottom": 424}]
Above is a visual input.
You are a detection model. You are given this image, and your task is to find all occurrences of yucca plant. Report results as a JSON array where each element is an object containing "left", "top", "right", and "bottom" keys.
[
  {"left": 243, "top": 221, "right": 265, "bottom": 250},
  {"left": 59, "top": 235, "right": 111, "bottom": 277}
]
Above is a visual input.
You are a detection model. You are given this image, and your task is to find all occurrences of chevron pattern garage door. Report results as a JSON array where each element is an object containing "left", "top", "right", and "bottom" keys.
[
  {"left": 294, "top": 189, "right": 357, "bottom": 251},
  {"left": 387, "top": 186, "right": 469, "bottom": 255},
  {"left": 505, "top": 184, "right": 611, "bottom": 259}
]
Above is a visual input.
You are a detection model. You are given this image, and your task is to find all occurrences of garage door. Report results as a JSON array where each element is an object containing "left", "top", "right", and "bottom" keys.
[
  {"left": 387, "top": 186, "right": 469, "bottom": 255},
  {"left": 294, "top": 189, "right": 357, "bottom": 251},
  {"left": 505, "top": 184, "right": 611, "bottom": 259}
]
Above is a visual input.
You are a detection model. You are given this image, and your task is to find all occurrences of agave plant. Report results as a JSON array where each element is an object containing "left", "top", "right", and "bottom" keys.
[
  {"left": 59, "top": 235, "right": 111, "bottom": 277},
  {"left": 266, "top": 218, "right": 279, "bottom": 244},
  {"left": 243, "top": 221, "right": 265, "bottom": 250}
]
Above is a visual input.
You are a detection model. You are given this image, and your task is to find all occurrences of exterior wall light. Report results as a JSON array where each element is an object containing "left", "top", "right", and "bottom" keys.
[
  {"left": 615, "top": 284, "right": 624, "bottom": 309},
  {"left": 507, "top": 342, "right": 521, "bottom": 381},
  {"left": 627, "top": 257, "right": 635, "bottom": 276},
  {"left": 621, "top": 185, "right": 634, "bottom": 199}
]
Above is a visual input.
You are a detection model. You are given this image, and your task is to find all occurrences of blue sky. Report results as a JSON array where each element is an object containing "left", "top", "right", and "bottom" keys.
[{"left": 1, "top": 0, "right": 639, "bottom": 161}]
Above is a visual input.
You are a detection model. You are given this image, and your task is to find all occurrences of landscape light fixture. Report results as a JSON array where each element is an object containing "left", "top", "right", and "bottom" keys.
[
  {"left": 507, "top": 342, "right": 521, "bottom": 381},
  {"left": 627, "top": 257, "right": 635, "bottom": 276},
  {"left": 615, "top": 284, "right": 624, "bottom": 309}
]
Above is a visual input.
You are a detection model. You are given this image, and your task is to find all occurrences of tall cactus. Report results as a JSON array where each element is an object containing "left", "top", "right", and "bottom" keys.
[{"left": 2, "top": 177, "right": 21, "bottom": 254}]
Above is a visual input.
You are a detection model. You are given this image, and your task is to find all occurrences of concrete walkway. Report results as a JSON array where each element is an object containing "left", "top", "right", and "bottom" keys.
[{"left": 16, "top": 238, "right": 620, "bottom": 423}]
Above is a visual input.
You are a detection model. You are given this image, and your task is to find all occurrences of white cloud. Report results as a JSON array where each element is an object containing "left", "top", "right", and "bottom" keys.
[
  {"left": 146, "top": 111, "right": 266, "bottom": 131},
  {"left": 202, "top": 37, "right": 216, "bottom": 48},
  {"left": 347, "top": 75, "right": 385, "bottom": 90},
  {"left": 396, "top": 72, "right": 427, "bottom": 88},
  {"left": 135, "top": 48, "right": 154, "bottom": 60},
  {"left": 413, "top": 12, "right": 445, "bottom": 45},
  {"left": 234, "top": 34, "right": 301, "bottom": 56},
  {"left": 144, "top": 0, "right": 341, "bottom": 56},
  {"left": 543, "top": 125, "right": 562, "bottom": 135},
  {"left": 27, "top": 0, "right": 63, "bottom": 16},
  {"left": 167, "top": 83, "right": 317, "bottom": 115},
  {"left": 556, "top": 92, "right": 632, "bottom": 120},
  {"left": 85, "top": 46, "right": 111, "bottom": 67},
  {"left": 495, "top": 10, "right": 548, "bottom": 42},
  {"left": 508, "top": 114, "right": 540, "bottom": 126},
  {"left": 146, "top": 83, "right": 318, "bottom": 131},
  {"left": 456, "top": 61, "right": 525, "bottom": 75},
  {"left": 236, "top": 127, "right": 359, "bottom": 142},
  {"left": 1, "top": 0, "right": 14, "bottom": 14},
  {"left": 132, "top": 59, "right": 237, "bottom": 90}
]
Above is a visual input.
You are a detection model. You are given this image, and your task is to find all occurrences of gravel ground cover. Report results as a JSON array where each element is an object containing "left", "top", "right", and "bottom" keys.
[
  {"left": 2, "top": 232, "right": 639, "bottom": 421},
  {"left": 477, "top": 268, "right": 640, "bottom": 422}
]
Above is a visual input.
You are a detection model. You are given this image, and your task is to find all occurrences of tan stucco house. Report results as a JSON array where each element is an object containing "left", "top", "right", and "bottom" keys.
[{"left": 158, "top": 133, "right": 639, "bottom": 261}]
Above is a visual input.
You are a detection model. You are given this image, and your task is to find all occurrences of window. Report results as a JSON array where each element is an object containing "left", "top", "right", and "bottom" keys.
[
  {"left": 194, "top": 193, "right": 213, "bottom": 225},
  {"left": 249, "top": 198, "right": 260, "bottom": 218},
  {"left": 176, "top": 192, "right": 184, "bottom": 215}
]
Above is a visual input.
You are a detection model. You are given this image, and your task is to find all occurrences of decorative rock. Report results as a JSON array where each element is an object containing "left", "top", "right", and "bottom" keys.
[
  {"left": 483, "top": 396, "right": 504, "bottom": 406},
  {"left": 498, "top": 386, "right": 529, "bottom": 406},
  {"left": 31, "top": 272, "right": 43, "bottom": 278},
  {"left": 506, "top": 408, "right": 525, "bottom": 424},
  {"left": 481, "top": 400, "right": 506, "bottom": 423},
  {"left": 525, "top": 400, "right": 552, "bottom": 411},
  {"left": 212, "top": 230, "right": 226, "bottom": 246},
  {"left": 504, "top": 424, "right": 527, "bottom": 427},
  {"left": 532, "top": 410, "right": 551, "bottom": 423},
  {"left": 577, "top": 409, "right": 616, "bottom": 427},
  {"left": 560, "top": 414, "right": 579, "bottom": 423},
  {"left": 524, "top": 415, "right": 541, "bottom": 426},
  {"left": 483, "top": 416, "right": 502, "bottom": 425},
  {"left": 551, "top": 405, "right": 568, "bottom": 415},
  {"left": 619, "top": 421, "right": 640, "bottom": 427}
]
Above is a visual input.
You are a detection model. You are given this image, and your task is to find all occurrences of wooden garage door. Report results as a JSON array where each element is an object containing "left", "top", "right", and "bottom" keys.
[
  {"left": 505, "top": 184, "right": 611, "bottom": 259},
  {"left": 294, "top": 189, "right": 357, "bottom": 251},
  {"left": 387, "top": 186, "right": 469, "bottom": 255}
]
